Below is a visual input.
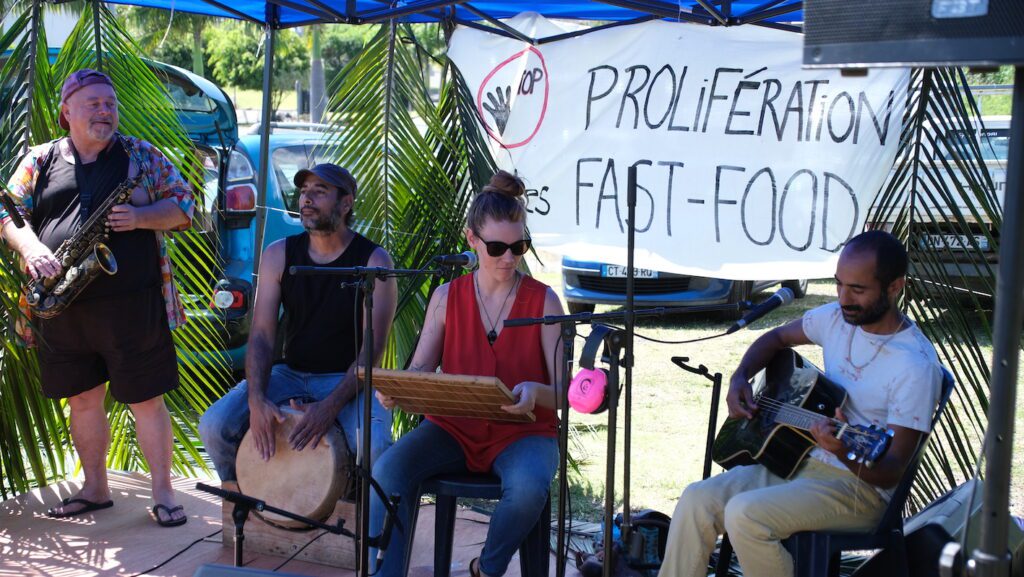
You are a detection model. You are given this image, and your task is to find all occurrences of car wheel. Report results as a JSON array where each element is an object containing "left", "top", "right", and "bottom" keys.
[
  {"left": 721, "top": 280, "right": 752, "bottom": 321},
  {"left": 567, "top": 302, "right": 596, "bottom": 314},
  {"left": 781, "top": 279, "right": 808, "bottom": 299}
]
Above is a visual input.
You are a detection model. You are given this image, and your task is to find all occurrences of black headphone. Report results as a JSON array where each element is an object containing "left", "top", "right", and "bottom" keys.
[{"left": 568, "top": 324, "right": 616, "bottom": 414}]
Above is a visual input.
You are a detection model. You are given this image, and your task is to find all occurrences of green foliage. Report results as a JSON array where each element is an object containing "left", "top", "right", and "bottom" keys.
[
  {"left": 318, "top": 22, "right": 496, "bottom": 436},
  {"left": 0, "top": 0, "right": 69, "bottom": 500},
  {"left": 205, "top": 21, "right": 307, "bottom": 112},
  {"left": 868, "top": 68, "right": 999, "bottom": 512},
  {"left": 319, "top": 24, "right": 375, "bottom": 85},
  {"left": 0, "top": 1, "right": 230, "bottom": 497},
  {"left": 118, "top": 6, "right": 210, "bottom": 75}
]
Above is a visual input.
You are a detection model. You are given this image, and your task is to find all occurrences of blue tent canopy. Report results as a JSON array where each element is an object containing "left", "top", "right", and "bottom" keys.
[{"left": 96, "top": 0, "right": 803, "bottom": 32}]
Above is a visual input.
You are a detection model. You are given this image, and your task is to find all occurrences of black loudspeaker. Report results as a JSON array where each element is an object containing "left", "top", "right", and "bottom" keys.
[
  {"left": 803, "top": 0, "right": 1024, "bottom": 68},
  {"left": 192, "top": 565, "right": 306, "bottom": 577}
]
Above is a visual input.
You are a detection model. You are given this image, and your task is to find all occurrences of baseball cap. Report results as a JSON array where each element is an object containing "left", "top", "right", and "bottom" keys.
[
  {"left": 58, "top": 69, "right": 116, "bottom": 130},
  {"left": 293, "top": 164, "right": 358, "bottom": 198}
]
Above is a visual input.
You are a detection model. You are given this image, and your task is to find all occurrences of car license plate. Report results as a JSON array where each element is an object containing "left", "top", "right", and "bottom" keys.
[
  {"left": 602, "top": 265, "right": 658, "bottom": 278},
  {"left": 924, "top": 234, "right": 989, "bottom": 251}
]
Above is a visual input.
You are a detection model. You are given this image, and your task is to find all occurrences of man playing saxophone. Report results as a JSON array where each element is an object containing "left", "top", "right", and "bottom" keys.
[{"left": 1, "top": 69, "right": 194, "bottom": 527}]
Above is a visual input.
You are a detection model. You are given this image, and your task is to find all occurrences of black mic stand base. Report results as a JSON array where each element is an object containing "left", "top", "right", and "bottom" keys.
[{"left": 232, "top": 502, "right": 251, "bottom": 567}]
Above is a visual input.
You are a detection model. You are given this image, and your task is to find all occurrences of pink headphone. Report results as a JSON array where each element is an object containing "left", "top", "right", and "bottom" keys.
[{"left": 569, "top": 324, "right": 615, "bottom": 414}]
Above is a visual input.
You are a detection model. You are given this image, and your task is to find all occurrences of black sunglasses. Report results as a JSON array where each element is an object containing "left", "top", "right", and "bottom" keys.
[{"left": 477, "top": 237, "right": 532, "bottom": 257}]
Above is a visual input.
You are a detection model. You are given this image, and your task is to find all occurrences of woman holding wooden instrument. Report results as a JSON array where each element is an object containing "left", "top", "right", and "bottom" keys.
[{"left": 371, "top": 170, "right": 564, "bottom": 577}]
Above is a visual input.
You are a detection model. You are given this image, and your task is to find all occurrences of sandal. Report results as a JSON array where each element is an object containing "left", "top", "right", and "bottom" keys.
[
  {"left": 469, "top": 557, "right": 481, "bottom": 577},
  {"left": 150, "top": 503, "right": 188, "bottom": 527},
  {"left": 46, "top": 497, "right": 114, "bottom": 518}
]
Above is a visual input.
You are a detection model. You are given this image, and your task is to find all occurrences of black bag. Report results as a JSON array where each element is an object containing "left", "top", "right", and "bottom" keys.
[{"left": 575, "top": 510, "right": 672, "bottom": 577}]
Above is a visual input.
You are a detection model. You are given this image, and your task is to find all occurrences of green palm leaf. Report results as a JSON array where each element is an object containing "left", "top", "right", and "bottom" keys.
[
  {"left": 318, "top": 23, "right": 496, "bottom": 436},
  {"left": 56, "top": 2, "right": 231, "bottom": 476},
  {"left": 0, "top": 0, "right": 69, "bottom": 499},
  {"left": 868, "top": 68, "right": 1000, "bottom": 512},
  {"left": 0, "top": 2, "right": 229, "bottom": 496}
]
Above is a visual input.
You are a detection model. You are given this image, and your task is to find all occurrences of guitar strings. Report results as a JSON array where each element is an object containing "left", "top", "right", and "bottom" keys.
[
  {"left": 751, "top": 395, "right": 875, "bottom": 438},
  {"left": 751, "top": 396, "right": 878, "bottom": 516}
]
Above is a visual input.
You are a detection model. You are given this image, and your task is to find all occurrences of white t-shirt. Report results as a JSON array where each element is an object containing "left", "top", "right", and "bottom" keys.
[{"left": 801, "top": 302, "right": 942, "bottom": 478}]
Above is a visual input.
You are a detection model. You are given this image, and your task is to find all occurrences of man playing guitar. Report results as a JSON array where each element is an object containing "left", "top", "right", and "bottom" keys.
[{"left": 658, "top": 230, "right": 942, "bottom": 577}]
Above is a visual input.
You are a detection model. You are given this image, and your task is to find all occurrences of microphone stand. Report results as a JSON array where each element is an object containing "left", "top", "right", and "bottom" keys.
[
  {"left": 504, "top": 301, "right": 745, "bottom": 577},
  {"left": 288, "top": 264, "right": 443, "bottom": 577},
  {"left": 196, "top": 482, "right": 354, "bottom": 567}
]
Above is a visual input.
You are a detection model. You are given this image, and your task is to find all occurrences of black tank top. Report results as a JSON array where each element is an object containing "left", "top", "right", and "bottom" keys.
[
  {"left": 280, "top": 231, "right": 379, "bottom": 374},
  {"left": 32, "top": 139, "right": 160, "bottom": 300}
]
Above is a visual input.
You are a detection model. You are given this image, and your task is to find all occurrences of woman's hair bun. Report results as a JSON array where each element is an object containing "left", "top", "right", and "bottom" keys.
[{"left": 481, "top": 169, "right": 525, "bottom": 198}]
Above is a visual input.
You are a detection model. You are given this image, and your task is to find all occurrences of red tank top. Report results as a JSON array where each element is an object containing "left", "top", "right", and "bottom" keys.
[{"left": 427, "top": 273, "right": 558, "bottom": 472}]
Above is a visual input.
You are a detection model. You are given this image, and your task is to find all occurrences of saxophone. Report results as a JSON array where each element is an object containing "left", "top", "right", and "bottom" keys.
[{"left": 25, "top": 173, "right": 143, "bottom": 319}]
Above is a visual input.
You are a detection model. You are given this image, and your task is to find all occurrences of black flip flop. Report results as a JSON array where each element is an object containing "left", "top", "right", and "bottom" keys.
[
  {"left": 46, "top": 497, "right": 114, "bottom": 518},
  {"left": 151, "top": 504, "right": 187, "bottom": 527}
]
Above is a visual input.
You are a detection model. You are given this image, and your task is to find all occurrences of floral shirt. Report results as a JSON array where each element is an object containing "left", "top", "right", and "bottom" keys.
[{"left": 2, "top": 134, "right": 195, "bottom": 346}]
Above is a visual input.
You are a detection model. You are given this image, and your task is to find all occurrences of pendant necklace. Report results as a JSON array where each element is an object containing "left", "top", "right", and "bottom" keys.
[
  {"left": 845, "top": 315, "right": 907, "bottom": 372},
  {"left": 475, "top": 271, "right": 520, "bottom": 346}
]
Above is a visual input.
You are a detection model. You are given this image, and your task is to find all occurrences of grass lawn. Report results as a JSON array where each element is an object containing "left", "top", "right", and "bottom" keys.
[{"left": 522, "top": 251, "right": 1024, "bottom": 524}]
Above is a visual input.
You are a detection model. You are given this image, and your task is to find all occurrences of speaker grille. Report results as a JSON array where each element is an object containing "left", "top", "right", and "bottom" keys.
[{"left": 804, "top": 0, "right": 1024, "bottom": 66}]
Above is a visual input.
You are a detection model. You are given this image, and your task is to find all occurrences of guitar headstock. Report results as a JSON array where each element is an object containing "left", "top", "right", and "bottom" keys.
[{"left": 839, "top": 424, "right": 894, "bottom": 468}]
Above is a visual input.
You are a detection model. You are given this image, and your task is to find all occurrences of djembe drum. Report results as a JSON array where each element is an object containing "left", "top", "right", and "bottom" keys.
[{"left": 235, "top": 407, "right": 352, "bottom": 528}]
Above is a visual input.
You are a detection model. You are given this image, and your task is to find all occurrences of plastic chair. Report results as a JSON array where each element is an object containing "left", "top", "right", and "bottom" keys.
[
  {"left": 403, "top": 474, "right": 551, "bottom": 577},
  {"left": 716, "top": 368, "right": 955, "bottom": 577}
]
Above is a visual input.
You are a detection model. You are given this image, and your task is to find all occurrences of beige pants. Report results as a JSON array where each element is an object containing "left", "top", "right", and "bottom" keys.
[{"left": 656, "top": 459, "right": 886, "bottom": 577}]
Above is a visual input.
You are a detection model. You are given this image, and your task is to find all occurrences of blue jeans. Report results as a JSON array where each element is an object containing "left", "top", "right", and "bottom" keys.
[
  {"left": 370, "top": 420, "right": 558, "bottom": 577},
  {"left": 199, "top": 363, "right": 393, "bottom": 481}
]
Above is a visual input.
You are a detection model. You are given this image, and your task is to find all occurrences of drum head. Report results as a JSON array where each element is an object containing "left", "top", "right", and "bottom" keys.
[{"left": 236, "top": 407, "right": 349, "bottom": 528}]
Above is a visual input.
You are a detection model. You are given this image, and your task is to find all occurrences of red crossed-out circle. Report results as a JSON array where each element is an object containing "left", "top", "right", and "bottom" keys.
[{"left": 476, "top": 46, "right": 550, "bottom": 149}]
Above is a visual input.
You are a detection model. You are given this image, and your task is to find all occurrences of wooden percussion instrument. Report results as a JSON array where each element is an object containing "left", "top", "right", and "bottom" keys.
[
  {"left": 235, "top": 407, "right": 352, "bottom": 528},
  {"left": 358, "top": 368, "right": 535, "bottom": 423}
]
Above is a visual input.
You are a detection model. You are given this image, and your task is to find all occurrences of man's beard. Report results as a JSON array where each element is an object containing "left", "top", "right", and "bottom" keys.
[
  {"left": 302, "top": 205, "right": 343, "bottom": 234},
  {"left": 841, "top": 293, "right": 891, "bottom": 326}
]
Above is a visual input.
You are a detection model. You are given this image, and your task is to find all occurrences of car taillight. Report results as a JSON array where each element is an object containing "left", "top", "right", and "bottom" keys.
[
  {"left": 211, "top": 289, "right": 246, "bottom": 309},
  {"left": 225, "top": 184, "right": 256, "bottom": 212}
]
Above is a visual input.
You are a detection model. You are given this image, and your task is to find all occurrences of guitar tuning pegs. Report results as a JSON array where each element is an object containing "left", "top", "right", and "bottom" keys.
[
  {"left": 846, "top": 451, "right": 857, "bottom": 461},
  {"left": 886, "top": 429, "right": 895, "bottom": 438}
]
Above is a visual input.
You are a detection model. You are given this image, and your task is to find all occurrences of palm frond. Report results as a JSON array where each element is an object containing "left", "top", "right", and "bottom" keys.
[
  {"left": 0, "top": 3, "right": 230, "bottom": 496},
  {"left": 318, "top": 23, "right": 496, "bottom": 437},
  {"left": 56, "top": 2, "right": 231, "bottom": 476},
  {"left": 0, "top": 0, "right": 70, "bottom": 499},
  {"left": 868, "top": 68, "right": 999, "bottom": 511}
]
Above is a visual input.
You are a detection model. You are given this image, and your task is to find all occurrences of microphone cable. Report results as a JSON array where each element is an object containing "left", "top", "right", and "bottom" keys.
[
  {"left": 126, "top": 528, "right": 222, "bottom": 577},
  {"left": 272, "top": 529, "right": 331, "bottom": 572},
  {"left": 597, "top": 324, "right": 731, "bottom": 346}
]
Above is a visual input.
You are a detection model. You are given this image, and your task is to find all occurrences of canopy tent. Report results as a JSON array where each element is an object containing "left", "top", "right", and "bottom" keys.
[
  {"left": 86, "top": 0, "right": 803, "bottom": 32},
  {"left": 9, "top": 2, "right": 1019, "bottom": 577}
]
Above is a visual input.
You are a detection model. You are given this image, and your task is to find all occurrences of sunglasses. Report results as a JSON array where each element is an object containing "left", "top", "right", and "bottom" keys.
[{"left": 476, "top": 237, "right": 532, "bottom": 257}]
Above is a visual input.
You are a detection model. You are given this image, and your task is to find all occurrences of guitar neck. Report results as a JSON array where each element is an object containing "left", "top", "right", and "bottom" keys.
[{"left": 769, "top": 403, "right": 848, "bottom": 438}]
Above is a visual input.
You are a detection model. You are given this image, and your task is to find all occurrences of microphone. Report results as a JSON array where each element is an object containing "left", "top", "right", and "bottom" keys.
[
  {"left": 1, "top": 192, "right": 25, "bottom": 228},
  {"left": 433, "top": 251, "right": 477, "bottom": 270},
  {"left": 195, "top": 482, "right": 266, "bottom": 511},
  {"left": 376, "top": 495, "right": 401, "bottom": 564},
  {"left": 726, "top": 287, "right": 795, "bottom": 334}
]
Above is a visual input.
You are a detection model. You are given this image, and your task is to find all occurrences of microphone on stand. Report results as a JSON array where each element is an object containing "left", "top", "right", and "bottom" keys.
[
  {"left": 1, "top": 192, "right": 25, "bottom": 228},
  {"left": 376, "top": 495, "right": 401, "bottom": 564},
  {"left": 433, "top": 251, "right": 477, "bottom": 270},
  {"left": 726, "top": 287, "right": 795, "bottom": 334}
]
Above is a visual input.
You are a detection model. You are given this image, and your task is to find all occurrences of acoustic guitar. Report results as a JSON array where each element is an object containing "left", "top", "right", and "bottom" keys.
[{"left": 711, "top": 349, "right": 893, "bottom": 479}]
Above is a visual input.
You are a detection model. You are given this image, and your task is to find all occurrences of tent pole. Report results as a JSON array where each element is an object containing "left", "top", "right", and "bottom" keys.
[
  {"left": 970, "top": 66, "right": 1023, "bottom": 577},
  {"left": 251, "top": 8, "right": 277, "bottom": 296}
]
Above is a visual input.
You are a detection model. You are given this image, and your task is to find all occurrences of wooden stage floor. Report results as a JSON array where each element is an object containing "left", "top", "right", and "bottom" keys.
[{"left": 1, "top": 471, "right": 582, "bottom": 577}]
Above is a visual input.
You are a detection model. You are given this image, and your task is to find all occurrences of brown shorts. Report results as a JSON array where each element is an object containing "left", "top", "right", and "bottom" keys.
[{"left": 35, "top": 286, "right": 179, "bottom": 404}]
